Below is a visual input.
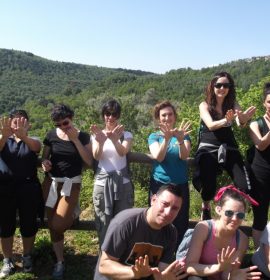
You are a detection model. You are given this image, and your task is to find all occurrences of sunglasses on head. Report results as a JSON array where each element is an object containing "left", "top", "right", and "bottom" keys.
[
  {"left": 104, "top": 112, "right": 118, "bottom": 118},
  {"left": 54, "top": 120, "right": 70, "bottom": 127},
  {"left": 224, "top": 210, "right": 245, "bottom": 220},
  {"left": 214, "top": 83, "right": 231, "bottom": 89}
]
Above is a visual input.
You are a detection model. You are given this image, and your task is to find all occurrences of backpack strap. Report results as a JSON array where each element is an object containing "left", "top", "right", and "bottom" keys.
[{"left": 206, "top": 219, "right": 212, "bottom": 241}]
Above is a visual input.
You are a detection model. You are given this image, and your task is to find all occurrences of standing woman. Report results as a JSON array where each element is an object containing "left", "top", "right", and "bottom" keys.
[
  {"left": 193, "top": 72, "right": 256, "bottom": 220},
  {"left": 186, "top": 185, "right": 259, "bottom": 280},
  {"left": 148, "top": 100, "right": 192, "bottom": 248},
  {"left": 90, "top": 99, "right": 133, "bottom": 246},
  {"left": 0, "top": 109, "right": 43, "bottom": 278},
  {"left": 42, "top": 104, "right": 92, "bottom": 279},
  {"left": 249, "top": 82, "right": 270, "bottom": 248}
]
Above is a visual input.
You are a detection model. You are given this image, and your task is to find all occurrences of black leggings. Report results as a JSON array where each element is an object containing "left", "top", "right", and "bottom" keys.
[
  {"left": 198, "top": 150, "right": 250, "bottom": 201},
  {"left": 250, "top": 166, "right": 270, "bottom": 231},
  {"left": 0, "top": 181, "right": 42, "bottom": 238}
]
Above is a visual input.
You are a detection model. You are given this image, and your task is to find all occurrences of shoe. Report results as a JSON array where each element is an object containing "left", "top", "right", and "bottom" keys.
[
  {"left": 22, "top": 254, "right": 33, "bottom": 273},
  {"left": 201, "top": 207, "right": 211, "bottom": 220},
  {"left": 0, "top": 258, "right": 15, "bottom": 278},
  {"left": 52, "top": 261, "right": 65, "bottom": 279}
]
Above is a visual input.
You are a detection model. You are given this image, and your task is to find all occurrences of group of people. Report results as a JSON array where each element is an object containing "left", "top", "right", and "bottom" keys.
[{"left": 0, "top": 71, "right": 270, "bottom": 279}]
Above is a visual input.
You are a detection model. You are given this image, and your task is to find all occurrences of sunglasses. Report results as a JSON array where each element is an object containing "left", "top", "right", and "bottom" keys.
[
  {"left": 104, "top": 112, "right": 118, "bottom": 118},
  {"left": 224, "top": 210, "right": 245, "bottom": 220},
  {"left": 54, "top": 120, "right": 70, "bottom": 127},
  {"left": 214, "top": 83, "right": 231, "bottom": 89}
]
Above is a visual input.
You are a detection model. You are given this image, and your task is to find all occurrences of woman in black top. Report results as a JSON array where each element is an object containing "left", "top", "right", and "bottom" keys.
[
  {"left": 249, "top": 82, "right": 270, "bottom": 248},
  {"left": 0, "top": 109, "right": 42, "bottom": 278},
  {"left": 42, "top": 104, "right": 92, "bottom": 279},
  {"left": 193, "top": 72, "right": 256, "bottom": 220}
]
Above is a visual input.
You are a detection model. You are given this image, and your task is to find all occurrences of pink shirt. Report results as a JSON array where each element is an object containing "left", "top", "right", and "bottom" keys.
[{"left": 199, "top": 220, "right": 237, "bottom": 280}]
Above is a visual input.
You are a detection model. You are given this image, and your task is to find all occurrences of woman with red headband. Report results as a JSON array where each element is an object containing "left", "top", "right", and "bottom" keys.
[{"left": 186, "top": 185, "right": 260, "bottom": 280}]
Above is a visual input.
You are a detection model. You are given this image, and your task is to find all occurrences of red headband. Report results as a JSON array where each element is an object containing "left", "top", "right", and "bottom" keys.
[{"left": 214, "top": 185, "right": 259, "bottom": 206}]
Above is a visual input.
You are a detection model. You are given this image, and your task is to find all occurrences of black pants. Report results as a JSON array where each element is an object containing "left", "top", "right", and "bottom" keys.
[{"left": 198, "top": 149, "right": 250, "bottom": 201}]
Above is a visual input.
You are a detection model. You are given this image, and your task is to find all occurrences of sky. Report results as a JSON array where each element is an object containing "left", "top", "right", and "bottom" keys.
[{"left": 1, "top": 0, "right": 270, "bottom": 74}]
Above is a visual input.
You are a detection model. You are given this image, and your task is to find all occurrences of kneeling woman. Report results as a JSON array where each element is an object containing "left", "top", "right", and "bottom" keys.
[
  {"left": 42, "top": 104, "right": 92, "bottom": 279},
  {"left": 186, "top": 185, "right": 258, "bottom": 280}
]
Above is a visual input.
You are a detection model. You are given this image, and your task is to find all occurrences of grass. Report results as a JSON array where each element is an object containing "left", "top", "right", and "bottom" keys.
[{"left": 0, "top": 179, "right": 260, "bottom": 279}]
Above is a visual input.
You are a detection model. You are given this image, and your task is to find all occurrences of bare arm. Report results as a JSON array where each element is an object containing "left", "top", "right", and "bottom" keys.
[
  {"left": 90, "top": 124, "right": 107, "bottom": 160},
  {"left": 199, "top": 102, "right": 232, "bottom": 131},
  {"left": 41, "top": 145, "right": 52, "bottom": 172},
  {"left": 249, "top": 119, "right": 270, "bottom": 151}
]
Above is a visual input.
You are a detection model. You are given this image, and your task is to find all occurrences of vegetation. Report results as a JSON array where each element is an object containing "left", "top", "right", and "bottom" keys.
[{"left": 1, "top": 48, "right": 270, "bottom": 279}]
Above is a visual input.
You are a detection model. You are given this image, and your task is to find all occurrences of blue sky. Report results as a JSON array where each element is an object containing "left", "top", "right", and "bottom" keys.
[{"left": 1, "top": 0, "right": 269, "bottom": 74}]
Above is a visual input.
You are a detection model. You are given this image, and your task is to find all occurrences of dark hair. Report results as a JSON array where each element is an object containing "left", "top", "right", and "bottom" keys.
[
  {"left": 9, "top": 109, "right": 29, "bottom": 120},
  {"left": 156, "top": 184, "right": 182, "bottom": 199},
  {"left": 153, "top": 100, "right": 177, "bottom": 120},
  {"left": 205, "top": 72, "right": 236, "bottom": 118},
  {"left": 216, "top": 188, "right": 247, "bottom": 211},
  {"left": 263, "top": 82, "right": 270, "bottom": 101},
  {"left": 51, "top": 104, "right": 74, "bottom": 121},
  {"left": 101, "top": 99, "right": 121, "bottom": 119}
]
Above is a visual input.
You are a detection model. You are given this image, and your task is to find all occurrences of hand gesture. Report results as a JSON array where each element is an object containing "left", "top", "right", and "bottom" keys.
[
  {"left": 236, "top": 106, "right": 256, "bottom": 125},
  {"left": 153, "top": 260, "right": 188, "bottom": 280},
  {"left": 173, "top": 120, "right": 192, "bottom": 143},
  {"left": 229, "top": 260, "right": 261, "bottom": 280},
  {"left": 159, "top": 123, "right": 175, "bottom": 141},
  {"left": 42, "top": 159, "right": 52, "bottom": 172},
  {"left": 13, "top": 117, "right": 30, "bottom": 139},
  {"left": 225, "top": 109, "right": 235, "bottom": 123},
  {"left": 217, "top": 246, "right": 237, "bottom": 272},
  {"left": 90, "top": 124, "right": 107, "bottom": 144},
  {"left": 65, "top": 126, "right": 79, "bottom": 142},
  {"left": 131, "top": 255, "right": 156, "bottom": 279},
  {"left": 106, "top": 125, "right": 124, "bottom": 143},
  {"left": 0, "top": 117, "right": 13, "bottom": 138}
]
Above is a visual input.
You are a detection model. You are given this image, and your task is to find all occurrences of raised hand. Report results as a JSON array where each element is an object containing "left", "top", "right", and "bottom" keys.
[
  {"left": 65, "top": 126, "right": 79, "bottom": 142},
  {"left": 159, "top": 123, "right": 175, "bottom": 141},
  {"left": 0, "top": 117, "right": 13, "bottom": 138},
  {"left": 217, "top": 246, "right": 237, "bottom": 272},
  {"left": 90, "top": 124, "right": 107, "bottom": 144},
  {"left": 13, "top": 117, "right": 30, "bottom": 139},
  {"left": 153, "top": 260, "right": 188, "bottom": 280},
  {"left": 236, "top": 106, "right": 256, "bottom": 125},
  {"left": 225, "top": 109, "right": 235, "bottom": 123},
  {"left": 131, "top": 255, "right": 156, "bottom": 279},
  {"left": 106, "top": 124, "right": 124, "bottom": 143},
  {"left": 173, "top": 120, "right": 192, "bottom": 143},
  {"left": 229, "top": 261, "right": 261, "bottom": 280}
]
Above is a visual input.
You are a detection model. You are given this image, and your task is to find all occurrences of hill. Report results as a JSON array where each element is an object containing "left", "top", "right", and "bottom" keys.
[{"left": 0, "top": 48, "right": 154, "bottom": 114}]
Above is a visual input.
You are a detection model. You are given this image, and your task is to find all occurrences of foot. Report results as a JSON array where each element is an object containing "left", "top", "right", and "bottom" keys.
[
  {"left": 22, "top": 254, "right": 33, "bottom": 273},
  {"left": 201, "top": 207, "right": 211, "bottom": 220},
  {"left": 52, "top": 261, "right": 65, "bottom": 280},
  {"left": 0, "top": 258, "right": 15, "bottom": 279}
]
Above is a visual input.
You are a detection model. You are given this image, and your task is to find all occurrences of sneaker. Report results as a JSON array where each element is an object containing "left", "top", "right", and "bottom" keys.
[
  {"left": 201, "top": 207, "right": 211, "bottom": 220},
  {"left": 22, "top": 254, "right": 33, "bottom": 273},
  {"left": 0, "top": 258, "right": 15, "bottom": 279},
  {"left": 52, "top": 261, "right": 65, "bottom": 280}
]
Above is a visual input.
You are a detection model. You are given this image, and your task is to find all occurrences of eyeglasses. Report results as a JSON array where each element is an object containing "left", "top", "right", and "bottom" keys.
[
  {"left": 214, "top": 83, "right": 231, "bottom": 89},
  {"left": 54, "top": 120, "right": 70, "bottom": 127},
  {"left": 224, "top": 210, "right": 245, "bottom": 220},
  {"left": 104, "top": 112, "right": 118, "bottom": 118}
]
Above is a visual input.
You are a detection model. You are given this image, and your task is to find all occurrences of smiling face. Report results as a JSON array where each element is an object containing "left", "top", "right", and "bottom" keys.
[
  {"left": 148, "top": 190, "right": 182, "bottom": 229},
  {"left": 214, "top": 76, "right": 231, "bottom": 100},
  {"left": 158, "top": 106, "right": 176, "bottom": 129},
  {"left": 216, "top": 198, "right": 245, "bottom": 231}
]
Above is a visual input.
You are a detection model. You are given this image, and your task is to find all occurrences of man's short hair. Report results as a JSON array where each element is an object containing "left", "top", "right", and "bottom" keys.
[{"left": 156, "top": 184, "right": 182, "bottom": 198}]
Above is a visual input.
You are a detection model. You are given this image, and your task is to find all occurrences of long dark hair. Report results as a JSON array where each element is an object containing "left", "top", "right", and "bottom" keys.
[
  {"left": 263, "top": 82, "right": 270, "bottom": 101},
  {"left": 205, "top": 72, "right": 236, "bottom": 118}
]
